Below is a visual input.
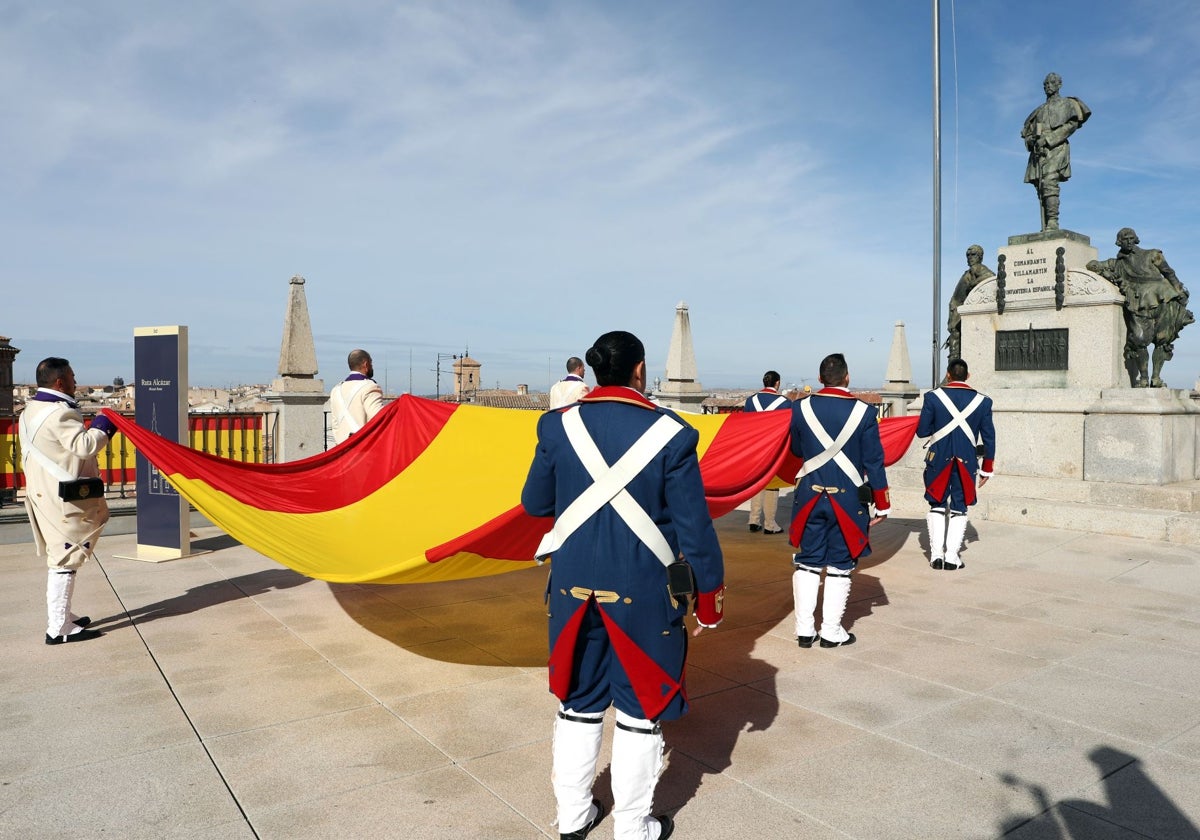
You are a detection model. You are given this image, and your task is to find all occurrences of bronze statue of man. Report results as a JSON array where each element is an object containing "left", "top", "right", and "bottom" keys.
[
  {"left": 946, "top": 245, "right": 994, "bottom": 360},
  {"left": 1087, "top": 228, "right": 1195, "bottom": 387},
  {"left": 1022, "top": 73, "right": 1090, "bottom": 232}
]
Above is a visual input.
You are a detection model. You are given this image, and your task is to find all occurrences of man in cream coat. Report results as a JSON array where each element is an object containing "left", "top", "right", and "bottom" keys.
[
  {"left": 549, "top": 356, "right": 589, "bottom": 409},
  {"left": 19, "top": 357, "right": 118, "bottom": 644},
  {"left": 330, "top": 349, "right": 385, "bottom": 444}
]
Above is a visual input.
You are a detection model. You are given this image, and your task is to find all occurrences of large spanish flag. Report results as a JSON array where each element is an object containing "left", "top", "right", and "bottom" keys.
[{"left": 102, "top": 399, "right": 917, "bottom": 584}]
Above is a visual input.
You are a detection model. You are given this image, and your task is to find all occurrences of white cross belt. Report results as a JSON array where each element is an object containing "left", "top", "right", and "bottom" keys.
[
  {"left": 535, "top": 407, "right": 683, "bottom": 568},
  {"left": 796, "top": 398, "right": 868, "bottom": 488},
  {"left": 923, "top": 388, "right": 984, "bottom": 449},
  {"left": 750, "top": 394, "right": 786, "bottom": 411}
]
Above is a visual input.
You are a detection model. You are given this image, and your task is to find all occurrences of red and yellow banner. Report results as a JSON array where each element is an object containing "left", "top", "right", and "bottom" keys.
[{"left": 102, "top": 398, "right": 917, "bottom": 585}]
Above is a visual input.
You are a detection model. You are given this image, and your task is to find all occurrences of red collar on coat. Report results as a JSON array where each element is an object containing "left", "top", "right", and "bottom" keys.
[
  {"left": 816, "top": 387, "right": 853, "bottom": 398},
  {"left": 943, "top": 381, "right": 976, "bottom": 392},
  {"left": 577, "top": 385, "right": 656, "bottom": 409}
]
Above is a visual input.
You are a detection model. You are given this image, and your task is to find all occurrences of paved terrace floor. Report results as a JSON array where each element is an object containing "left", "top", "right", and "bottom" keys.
[{"left": 2, "top": 508, "right": 1200, "bottom": 840}]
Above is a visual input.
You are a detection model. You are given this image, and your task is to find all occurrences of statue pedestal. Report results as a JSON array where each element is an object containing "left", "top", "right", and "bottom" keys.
[
  {"left": 1083, "top": 388, "right": 1200, "bottom": 484},
  {"left": 976, "top": 387, "right": 1200, "bottom": 485},
  {"left": 958, "top": 231, "right": 1126, "bottom": 391},
  {"left": 904, "top": 387, "right": 1200, "bottom": 486},
  {"left": 894, "top": 386, "right": 1200, "bottom": 543},
  {"left": 952, "top": 231, "right": 1200, "bottom": 486}
]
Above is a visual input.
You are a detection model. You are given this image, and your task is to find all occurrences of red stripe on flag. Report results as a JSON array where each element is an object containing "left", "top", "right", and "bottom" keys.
[
  {"left": 102, "top": 396, "right": 458, "bottom": 513},
  {"left": 698, "top": 411, "right": 791, "bottom": 518},
  {"left": 425, "top": 505, "right": 551, "bottom": 564},
  {"left": 879, "top": 416, "right": 920, "bottom": 466}
]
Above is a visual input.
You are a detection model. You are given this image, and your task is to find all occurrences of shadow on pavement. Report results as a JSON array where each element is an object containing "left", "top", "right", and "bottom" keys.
[
  {"left": 191, "top": 532, "right": 242, "bottom": 552},
  {"left": 999, "top": 746, "right": 1200, "bottom": 839},
  {"left": 91, "top": 567, "right": 312, "bottom": 630}
]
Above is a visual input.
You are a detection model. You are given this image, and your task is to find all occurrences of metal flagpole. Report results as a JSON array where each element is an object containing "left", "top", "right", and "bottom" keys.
[{"left": 932, "top": 0, "right": 943, "bottom": 388}]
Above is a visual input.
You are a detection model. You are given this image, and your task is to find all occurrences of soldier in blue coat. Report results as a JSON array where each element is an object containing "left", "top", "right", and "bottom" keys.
[
  {"left": 522, "top": 330, "right": 724, "bottom": 840},
  {"left": 743, "top": 370, "right": 792, "bottom": 535},
  {"left": 789, "top": 353, "right": 890, "bottom": 648},
  {"left": 917, "top": 358, "right": 996, "bottom": 570}
]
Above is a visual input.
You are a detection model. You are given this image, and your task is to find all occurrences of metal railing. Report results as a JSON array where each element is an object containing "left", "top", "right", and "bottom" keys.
[
  {"left": 0, "top": 410, "right": 277, "bottom": 505},
  {"left": 189, "top": 412, "right": 275, "bottom": 464}
]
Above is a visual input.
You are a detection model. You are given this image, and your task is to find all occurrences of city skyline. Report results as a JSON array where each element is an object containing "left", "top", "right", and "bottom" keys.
[
  {"left": 6, "top": 358, "right": 831, "bottom": 399},
  {"left": 5, "top": 1, "right": 1200, "bottom": 391}
]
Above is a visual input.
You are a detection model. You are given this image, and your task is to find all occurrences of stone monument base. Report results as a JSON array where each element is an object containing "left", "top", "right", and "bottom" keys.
[
  {"left": 986, "top": 388, "right": 1200, "bottom": 484},
  {"left": 893, "top": 388, "right": 1200, "bottom": 544},
  {"left": 889, "top": 466, "right": 1200, "bottom": 545}
]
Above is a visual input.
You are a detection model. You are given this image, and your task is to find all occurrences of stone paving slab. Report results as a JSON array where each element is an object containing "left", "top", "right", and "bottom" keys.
[{"left": 2, "top": 509, "right": 1199, "bottom": 839}]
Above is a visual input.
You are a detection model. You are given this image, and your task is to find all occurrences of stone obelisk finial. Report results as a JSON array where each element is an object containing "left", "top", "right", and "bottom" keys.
[
  {"left": 884, "top": 320, "right": 914, "bottom": 385},
  {"left": 880, "top": 320, "right": 920, "bottom": 417},
  {"left": 272, "top": 276, "right": 322, "bottom": 393},
  {"left": 654, "top": 301, "right": 707, "bottom": 413},
  {"left": 265, "top": 276, "right": 326, "bottom": 461}
]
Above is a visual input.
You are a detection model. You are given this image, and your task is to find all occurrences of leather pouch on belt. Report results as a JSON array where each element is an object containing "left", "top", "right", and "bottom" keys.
[
  {"left": 59, "top": 478, "right": 104, "bottom": 502},
  {"left": 667, "top": 560, "right": 694, "bottom": 602}
]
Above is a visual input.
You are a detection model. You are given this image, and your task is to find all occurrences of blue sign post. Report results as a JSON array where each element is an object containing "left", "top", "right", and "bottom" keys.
[{"left": 122, "top": 325, "right": 195, "bottom": 562}]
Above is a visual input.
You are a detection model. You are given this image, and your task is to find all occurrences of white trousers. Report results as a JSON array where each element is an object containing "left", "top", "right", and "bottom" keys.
[
  {"left": 945, "top": 513, "right": 969, "bottom": 568},
  {"left": 926, "top": 511, "right": 946, "bottom": 563},
  {"left": 792, "top": 565, "right": 853, "bottom": 643},
  {"left": 820, "top": 570, "right": 853, "bottom": 642},
  {"left": 550, "top": 706, "right": 666, "bottom": 840},
  {"left": 611, "top": 709, "right": 665, "bottom": 840},
  {"left": 46, "top": 569, "right": 80, "bottom": 638},
  {"left": 553, "top": 708, "right": 605, "bottom": 834}
]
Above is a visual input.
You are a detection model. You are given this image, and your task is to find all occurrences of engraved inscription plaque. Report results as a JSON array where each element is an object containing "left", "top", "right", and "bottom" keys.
[{"left": 995, "top": 327, "right": 1068, "bottom": 371}]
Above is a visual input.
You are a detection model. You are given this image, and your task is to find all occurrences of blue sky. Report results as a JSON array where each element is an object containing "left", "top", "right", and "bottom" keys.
[{"left": 5, "top": 0, "right": 1200, "bottom": 392}]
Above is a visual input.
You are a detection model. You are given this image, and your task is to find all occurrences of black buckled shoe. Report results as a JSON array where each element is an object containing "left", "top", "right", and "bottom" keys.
[
  {"left": 797, "top": 634, "right": 817, "bottom": 649},
  {"left": 930, "top": 558, "right": 944, "bottom": 570},
  {"left": 819, "top": 633, "right": 856, "bottom": 648},
  {"left": 45, "top": 627, "right": 103, "bottom": 645},
  {"left": 941, "top": 561, "right": 964, "bottom": 571},
  {"left": 748, "top": 524, "right": 761, "bottom": 532},
  {"left": 561, "top": 799, "right": 606, "bottom": 840}
]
